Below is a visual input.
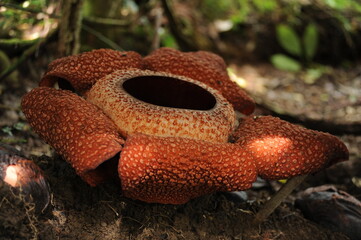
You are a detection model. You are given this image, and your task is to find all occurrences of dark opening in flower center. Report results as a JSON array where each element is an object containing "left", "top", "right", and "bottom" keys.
[{"left": 122, "top": 76, "right": 217, "bottom": 110}]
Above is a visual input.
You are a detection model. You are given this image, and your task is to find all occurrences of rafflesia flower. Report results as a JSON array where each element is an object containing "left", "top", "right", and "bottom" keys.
[{"left": 21, "top": 48, "right": 348, "bottom": 204}]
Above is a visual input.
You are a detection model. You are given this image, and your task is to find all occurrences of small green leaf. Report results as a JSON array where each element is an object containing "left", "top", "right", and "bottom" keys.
[
  {"left": 2, "top": 126, "right": 13, "bottom": 136},
  {"left": 253, "top": 0, "right": 277, "bottom": 12},
  {"left": 276, "top": 24, "right": 302, "bottom": 56},
  {"left": 324, "top": 0, "right": 347, "bottom": 9},
  {"left": 304, "top": 68, "right": 323, "bottom": 84},
  {"left": 13, "top": 122, "right": 25, "bottom": 131},
  {"left": 271, "top": 54, "right": 302, "bottom": 72},
  {"left": 303, "top": 23, "right": 319, "bottom": 61},
  {"left": 161, "top": 33, "right": 178, "bottom": 48}
]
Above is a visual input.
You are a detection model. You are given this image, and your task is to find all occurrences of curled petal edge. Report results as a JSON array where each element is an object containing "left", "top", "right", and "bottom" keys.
[{"left": 21, "top": 87, "right": 124, "bottom": 186}]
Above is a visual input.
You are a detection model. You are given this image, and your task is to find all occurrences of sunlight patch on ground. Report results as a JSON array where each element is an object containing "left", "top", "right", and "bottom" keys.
[{"left": 228, "top": 64, "right": 268, "bottom": 95}]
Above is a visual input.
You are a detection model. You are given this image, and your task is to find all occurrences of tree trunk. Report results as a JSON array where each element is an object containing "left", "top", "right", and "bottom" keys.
[{"left": 58, "top": 0, "right": 85, "bottom": 57}]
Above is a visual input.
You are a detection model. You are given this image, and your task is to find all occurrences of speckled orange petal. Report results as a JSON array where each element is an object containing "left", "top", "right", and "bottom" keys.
[
  {"left": 232, "top": 116, "right": 349, "bottom": 180},
  {"left": 21, "top": 87, "right": 124, "bottom": 186},
  {"left": 39, "top": 49, "right": 143, "bottom": 94},
  {"left": 119, "top": 134, "right": 257, "bottom": 204},
  {"left": 143, "top": 47, "right": 255, "bottom": 115}
]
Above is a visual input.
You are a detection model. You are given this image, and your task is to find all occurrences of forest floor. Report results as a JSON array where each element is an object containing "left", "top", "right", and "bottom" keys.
[{"left": 0, "top": 49, "right": 360, "bottom": 240}]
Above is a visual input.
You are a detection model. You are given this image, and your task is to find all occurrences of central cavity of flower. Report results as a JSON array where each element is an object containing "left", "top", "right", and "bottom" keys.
[
  {"left": 122, "top": 76, "right": 217, "bottom": 110},
  {"left": 86, "top": 69, "right": 235, "bottom": 143}
]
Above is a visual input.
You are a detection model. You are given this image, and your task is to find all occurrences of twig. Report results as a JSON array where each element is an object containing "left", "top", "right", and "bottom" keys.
[
  {"left": 150, "top": 5, "right": 163, "bottom": 51},
  {"left": 253, "top": 175, "right": 308, "bottom": 224},
  {"left": 57, "top": 0, "right": 84, "bottom": 57},
  {"left": 83, "top": 16, "right": 130, "bottom": 27},
  {"left": 0, "top": 38, "right": 40, "bottom": 48},
  {"left": 81, "top": 24, "right": 123, "bottom": 51},
  {"left": 105, "top": 202, "right": 120, "bottom": 217},
  {"left": 0, "top": 104, "right": 19, "bottom": 111}
]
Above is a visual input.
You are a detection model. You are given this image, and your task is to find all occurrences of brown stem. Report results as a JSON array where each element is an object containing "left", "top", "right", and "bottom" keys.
[
  {"left": 160, "top": 0, "right": 197, "bottom": 51},
  {"left": 253, "top": 175, "right": 308, "bottom": 224},
  {"left": 58, "top": 0, "right": 84, "bottom": 57}
]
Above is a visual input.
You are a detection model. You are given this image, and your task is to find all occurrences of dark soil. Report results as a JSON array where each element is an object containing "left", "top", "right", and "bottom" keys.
[
  {"left": 0, "top": 154, "right": 354, "bottom": 240},
  {"left": 0, "top": 52, "right": 360, "bottom": 240}
]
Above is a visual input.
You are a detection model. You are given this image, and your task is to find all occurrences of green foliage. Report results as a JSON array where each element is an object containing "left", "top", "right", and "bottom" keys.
[
  {"left": 233, "top": 0, "right": 279, "bottom": 24},
  {"left": 200, "top": 0, "right": 238, "bottom": 20},
  {"left": 1, "top": 122, "right": 27, "bottom": 137},
  {"left": 2, "top": 126, "right": 14, "bottom": 137},
  {"left": 198, "top": 0, "right": 361, "bottom": 54},
  {"left": 304, "top": 67, "right": 327, "bottom": 84},
  {"left": 200, "top": 0, "right": 279, "bottom": 27},
  {"left": 0, "top": 0, "right": 51, "bottom": 39},
  {"left": 321, "top": 0, "right": 361, "bottom": 32},
  {"left": 271, "top": 23, "right": 329, "bottom": 84},
  {"left": 324, "top": 0, "right": 353, "bottom": 9},
  {"left": 252, "top": 0, "right": 278, "bottom": 12},
  {"left": 303, "top": 23, "right": 318, "bottom": 61},
  {"left": 270, "top": 54, "right": 302, "bottom": 72},
  {"left": 271, "top": 22, "right": 330, "bottom": 83},
  {"left": 229, "top": 1, "right": 250, "bottom": 24},
  {"left": 272, "top": 22, "right": 320, "bottom": 74},
  {"left": 276, "top": 24, "right": 302, "bottom": 56},
  {"left": 161, "top": 31, "right": 178, "bottom": 49},
  {"left": 276, "top": 23, "right": 319, "bottom": 61}
]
